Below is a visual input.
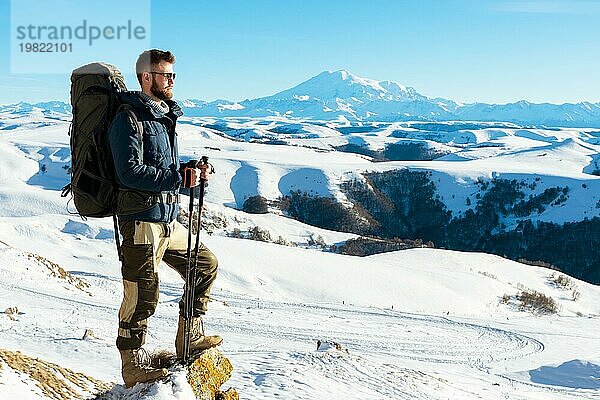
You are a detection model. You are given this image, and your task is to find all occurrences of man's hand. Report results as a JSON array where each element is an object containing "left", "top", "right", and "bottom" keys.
[
  {"left": 196, "top": 162, "right": 214, "bottom": 180},
  {"left": 182, "top": 162, "right": 214, "bottom": 188},
  {"left": 183, "top": 167, "right": 201, "bottom": 188}
]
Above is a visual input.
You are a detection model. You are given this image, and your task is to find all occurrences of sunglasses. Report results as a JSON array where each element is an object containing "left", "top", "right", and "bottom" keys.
[{"left": 149, "top": 71, "right": 176, "bottom": 80}]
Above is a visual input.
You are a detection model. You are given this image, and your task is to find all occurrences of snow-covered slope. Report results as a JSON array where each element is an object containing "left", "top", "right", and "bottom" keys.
[{"left": 0, "top": 108, "right": 599, "bottom": 399}]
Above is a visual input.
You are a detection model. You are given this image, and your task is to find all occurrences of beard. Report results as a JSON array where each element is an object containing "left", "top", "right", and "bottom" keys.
[{"left": 150, "top": 79, "right": 173, "bottom": 101}]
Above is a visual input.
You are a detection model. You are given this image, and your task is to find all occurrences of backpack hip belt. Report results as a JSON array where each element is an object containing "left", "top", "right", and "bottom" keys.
[{"left": 151, "top": 192, "right": 180, "bottom": 204}]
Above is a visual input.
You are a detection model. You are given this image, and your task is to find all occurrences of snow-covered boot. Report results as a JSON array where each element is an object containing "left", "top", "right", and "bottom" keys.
[
  {"left": 175, "top": 315, "right": 223, "bottom": 358},
  {"left": 119, "top": 347, "right": 169, "bottom": 388}
]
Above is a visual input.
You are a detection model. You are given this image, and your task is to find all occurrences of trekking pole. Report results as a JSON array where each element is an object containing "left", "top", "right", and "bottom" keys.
[
  {"left": 182, "top": 181, "right": 195, "bottom": 364},
  {"left": 183, "top": 156, "right": 210, "bottom": 365}
]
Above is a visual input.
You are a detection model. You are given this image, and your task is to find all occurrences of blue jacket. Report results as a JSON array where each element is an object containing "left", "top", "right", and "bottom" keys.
[{"left": 108, "top": 91, "right": 183, "bottom": 223}]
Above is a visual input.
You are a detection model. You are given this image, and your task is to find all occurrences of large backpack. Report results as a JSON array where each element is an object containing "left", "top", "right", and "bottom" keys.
[{"left": 62, "top": 62, "right": 140, "bottom": 259}]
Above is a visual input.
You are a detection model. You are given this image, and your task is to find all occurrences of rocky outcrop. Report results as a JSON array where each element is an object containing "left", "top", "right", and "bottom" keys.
[{"left": 186, "top": 348, "right": 238, "bottom": 400}]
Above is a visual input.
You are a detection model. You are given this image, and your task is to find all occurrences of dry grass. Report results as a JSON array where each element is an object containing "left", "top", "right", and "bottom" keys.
[
  {"left": 0, "top": 348, "right": 111, "bottom": 400},
  {"left": 150, "top": 349, "right": 178, "bottom": 369},
  {"left": 26, "top": 253, "right": 91, "bottom": 295}
]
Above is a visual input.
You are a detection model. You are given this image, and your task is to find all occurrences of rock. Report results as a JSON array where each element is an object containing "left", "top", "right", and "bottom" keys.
[
  {"left": 316, "top": 340, "right": 348, "bottom": 353},
  {"left": 186, "top": 347, "right": 238, "bottom": 400},
  {"left": 4, "top": 306, "right": 18, "bottom": 321},
  {"left": 82, "top": 329, "right": 95, "bottom": 340},
  {"left": 4, "top": 306, "right": 18, "bottom": 315}
]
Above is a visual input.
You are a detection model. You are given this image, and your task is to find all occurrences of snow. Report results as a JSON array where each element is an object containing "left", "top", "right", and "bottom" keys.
[
  {"left": 0, "top": 108, "right": 599, "bottom": 399},
  {"left": 98, "top": 369, "right": 197, "bottom": 400},
  {"left": 0, "top": 362, "right": 46, "bottom": 399},
  {"left": 528, "top": 360, "right": 600, "bottom": 389},
  {"left": 217, "top": 102, "right": 244, "bottom": 111}
]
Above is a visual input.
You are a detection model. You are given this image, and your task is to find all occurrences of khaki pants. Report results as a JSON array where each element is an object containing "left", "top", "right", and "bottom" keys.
[{"left": 116, "top": 219, "right": 218, "bottom": 350}]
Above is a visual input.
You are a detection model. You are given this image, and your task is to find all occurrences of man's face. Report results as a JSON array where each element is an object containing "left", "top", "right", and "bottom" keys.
[{"left": 149, "top": 60, "right": 175, "bottom": 101}]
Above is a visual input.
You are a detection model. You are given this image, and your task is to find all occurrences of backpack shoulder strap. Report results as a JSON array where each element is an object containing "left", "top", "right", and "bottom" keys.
[
  {"left": 111, "top": 104, "right": 142, "bottom": 262},
  {"left": 119, "top": 104, "right": 143, "bottom": 139}
]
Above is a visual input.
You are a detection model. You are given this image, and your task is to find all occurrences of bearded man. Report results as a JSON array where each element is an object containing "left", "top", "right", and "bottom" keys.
[{"left": 108, "top": 49, "right": 222, "bottom": 388}]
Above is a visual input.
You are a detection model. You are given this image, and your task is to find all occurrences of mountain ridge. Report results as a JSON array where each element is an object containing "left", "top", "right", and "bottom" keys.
[{"left": 3, "top": 70, "right": 600, "bottom": 126}]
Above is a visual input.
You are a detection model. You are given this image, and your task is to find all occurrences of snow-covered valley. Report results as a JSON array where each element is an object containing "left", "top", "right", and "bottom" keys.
[{"left": 0, "top": 107, "right": 599, "bottom": 399}]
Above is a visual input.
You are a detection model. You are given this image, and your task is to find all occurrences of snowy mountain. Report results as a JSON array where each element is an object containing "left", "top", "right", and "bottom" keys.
[
  {"left": 5, "top": 70, "right": 600, "bottom": 127},
  {"left": 179, "top": 69, "right": 458, "bottom": 121},
  {"left": 0, "top": 101, "right": 72, "bottom": 117},
  {"left": 272, "top": 70, "right": 427, "bottom": 102},
  {"left": 176, "top": 70, "right": 600, "bottom": 126},
  {"left": 455, "top": 100, "right": 600, "bottom": 128}
]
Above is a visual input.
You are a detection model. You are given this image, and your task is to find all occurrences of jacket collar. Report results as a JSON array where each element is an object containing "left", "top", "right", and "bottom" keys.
[
  {"left": 122, "top": 91, "right": 183, "bottom": 119},
  {"left": 165, "top": 99, "right": 183, "bottom": 119}
]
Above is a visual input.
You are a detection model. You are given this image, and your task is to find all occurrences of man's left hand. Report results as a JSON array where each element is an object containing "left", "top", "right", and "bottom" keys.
[{"left": 196, "top": 162, "right": 215, "bottom": 180}]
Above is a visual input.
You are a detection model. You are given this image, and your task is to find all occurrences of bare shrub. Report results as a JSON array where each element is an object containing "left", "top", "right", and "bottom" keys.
[
  {"left": 478, "top": 271, "right": 497, "bottom": 280},
  {"left": 177, "top": 205, "right": 227, "bottom": 235},
  {"left": 274, "top": 236, "right": 290, "bottom": 246},
  {"left": 308, "top": 234, "right": 326, "bottom": 247},
  {"left": 516, "top": 289, "right": 558, "bottom": 314},
  {"left": 248, "top": 226, "right": 272, "bottom": 242},
  {"left": 201, "top": 210, "right": 228, "bottom": 234},
  {"left": 572, "top": 290, "right": 581, "bottom": 301},
  {"left": 229, "top": 228, "right": 243, "bottom": 239},
  {"left": 500, "top": 294, "right": 511, "bottom": 304},
  {"left": 548, "top": 273, "right": 573, "bottom": 290}
]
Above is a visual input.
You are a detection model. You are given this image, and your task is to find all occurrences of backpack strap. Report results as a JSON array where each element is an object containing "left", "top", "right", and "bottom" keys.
[
  {"left": 113, "top": 103, "right": 143, "bottom": 262},
  {"left": 119, "top": 104, "right": 143, "bottom": 139}
]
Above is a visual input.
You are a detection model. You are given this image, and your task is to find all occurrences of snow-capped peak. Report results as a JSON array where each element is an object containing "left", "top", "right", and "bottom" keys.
[
  {"left": 270, "top": 70, "right": 426, "bottom": 103},
  {"left": 330, "top": 69, "right": 387, "bottom": 92}
]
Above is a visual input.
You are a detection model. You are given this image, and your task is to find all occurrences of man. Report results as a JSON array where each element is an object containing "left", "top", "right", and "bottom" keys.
[{"left": 108, "top": 49, "right": 222, "bottom": 388}]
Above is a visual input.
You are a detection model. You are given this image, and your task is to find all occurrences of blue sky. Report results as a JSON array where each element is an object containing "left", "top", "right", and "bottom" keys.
[{"left": 1, "top": 0, "right": 600, "bottom": 105}]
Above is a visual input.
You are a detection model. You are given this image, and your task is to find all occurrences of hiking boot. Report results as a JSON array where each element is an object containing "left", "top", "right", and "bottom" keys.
[
  {"left": 119, "top": 347, "right": 169, "bottom": 388},
  {"left": 175, "top": 315, "right": 223, "bottom": 358}
]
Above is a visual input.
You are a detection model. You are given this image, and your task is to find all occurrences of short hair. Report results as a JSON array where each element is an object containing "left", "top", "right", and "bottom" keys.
[{"left": 135, "top": 49, "right": 176, "bottom": 85}]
